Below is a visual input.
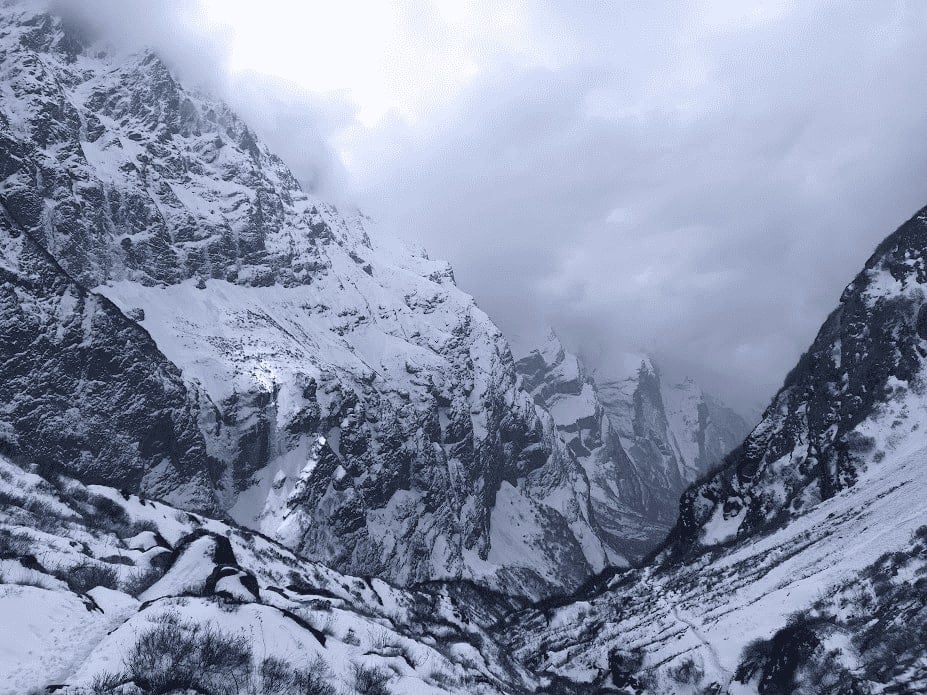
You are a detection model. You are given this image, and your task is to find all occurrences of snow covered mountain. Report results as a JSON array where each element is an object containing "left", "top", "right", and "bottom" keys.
[
  {"left": 0, "top": 2, "right": 636, "bottom": 597},
  {"left": 500, "top": 207, "right": 927, "bottom": 693},
  {"left": 9, "top": 194, "right": 927, "bottom": 693},
  {"left": 667, "top": 204, "right": 927, "bottom": 558},
  {"left": 516, "top": 332, "right": 750, "bottom": 556},
  {"left": 7, "top": 3, "right": 927, "bottom": 693}
]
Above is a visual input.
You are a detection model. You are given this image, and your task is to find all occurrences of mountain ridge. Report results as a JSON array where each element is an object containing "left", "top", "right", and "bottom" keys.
[
  {"left": 499, "top": 203, "right": 927, "bottom": 693},
  {"left": 665, "top": 203, "right": 927, "bottom": 559}
]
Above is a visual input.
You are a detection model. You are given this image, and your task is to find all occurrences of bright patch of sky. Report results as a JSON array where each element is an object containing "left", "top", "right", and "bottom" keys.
[{"left": 199, "top": 0, "right": 539, "bottom": 125}]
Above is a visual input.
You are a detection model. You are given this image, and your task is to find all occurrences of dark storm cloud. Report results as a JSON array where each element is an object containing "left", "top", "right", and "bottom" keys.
[{"left": 351, "top": 1, "right": 927, "bottom": 412}]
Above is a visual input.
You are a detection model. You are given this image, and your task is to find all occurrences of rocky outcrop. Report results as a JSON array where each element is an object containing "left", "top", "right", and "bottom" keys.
[
  {"left": 598, "top": 357, "right": 749, "bottom": 524},
  {"left": 0, "top": 211, "right": 219, "bottom": 511},
  {"left": 0, "top": 455, "right": 537, "bottom": 694}
]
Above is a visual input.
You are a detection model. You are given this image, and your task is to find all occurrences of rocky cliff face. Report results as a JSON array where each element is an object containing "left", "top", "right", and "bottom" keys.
[
  {"left": 667, "top": 205, "right": 927, "bottom": 557},
  {"left": 0, "top": 194, "right": 220, "bottom": 511},
  {"left": 516, "top": 333, "right": 749, "bottom": 556},
  {"left": 598, "top": 355, "right": 750, "bottom": 527},
  {"left": 0, "top": 4, "right": 632, "bottom": 597}
]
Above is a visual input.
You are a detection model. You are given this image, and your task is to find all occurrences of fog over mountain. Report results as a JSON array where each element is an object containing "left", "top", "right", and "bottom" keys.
[{"left": 49, "top": 0, "right": 927, "bottom": 413}]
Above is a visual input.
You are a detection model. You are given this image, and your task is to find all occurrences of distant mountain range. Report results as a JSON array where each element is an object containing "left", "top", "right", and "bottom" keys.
[{"left": 516, "top": 332, "right": 749, "bottom": 557}]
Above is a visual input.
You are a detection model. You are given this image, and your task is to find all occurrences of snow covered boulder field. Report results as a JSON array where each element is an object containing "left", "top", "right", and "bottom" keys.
[{"left": 0, "top": 455, "right": 537, "bottom": 694}]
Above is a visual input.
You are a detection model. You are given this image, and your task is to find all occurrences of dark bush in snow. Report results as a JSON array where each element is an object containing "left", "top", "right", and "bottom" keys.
[
  {"left": 124, "top": 615, "right": 252, "bottom": 694},
  {"left": 87, "top": 670, "right": 129, "bottom": 694},
  {"left": 607, "top": 647, "right": 643, "bottom": 691},
  {"left": 260, "top": 655, "right": 335, "bottom": 695},
  {"left": 735, "top": 611, "right": 865, "bottom": 695},
  {"left": 350, "top": 662, "right": 393, "bottom": 695},
  {"left": 56, "top": 560, "right": 120, "bottom": 594},
  {"left": 122, "top": 565, "right": 164, "bottom": 597},
  {"left": 669, "top": 657, "right": 703, "bottom": 684},
  {"left": 0, "top": 528, "right": 31, "bottom": 558}
]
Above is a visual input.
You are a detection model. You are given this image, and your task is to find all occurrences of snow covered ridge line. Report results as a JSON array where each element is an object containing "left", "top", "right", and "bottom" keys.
[
  {"left": 0, "top": 455, "right": 539, "bottom": 694},
  {"left": 0, "top": 3, "right": 645, "bottom": 596}
]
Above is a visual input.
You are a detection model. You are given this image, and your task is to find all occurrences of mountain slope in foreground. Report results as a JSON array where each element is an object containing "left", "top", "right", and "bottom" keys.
[
  {"left": 0, "top": 453, "right": 538, "bottom": 695},
  {"left": 501, "top": 207, "right": 927, "bottom": 693}
]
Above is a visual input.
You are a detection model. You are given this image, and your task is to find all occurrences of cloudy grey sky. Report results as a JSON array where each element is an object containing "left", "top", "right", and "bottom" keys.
[{"left": 60, "top": 0, "right": 927, "bottom": 413}]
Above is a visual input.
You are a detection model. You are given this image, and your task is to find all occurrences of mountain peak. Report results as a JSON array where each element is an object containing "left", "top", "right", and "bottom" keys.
[
  {"left": 517, "top": 339, "right": 750, "bottom": 557},
  {"left": 537, "top": 327, "right": 567, "bottom": 366}
]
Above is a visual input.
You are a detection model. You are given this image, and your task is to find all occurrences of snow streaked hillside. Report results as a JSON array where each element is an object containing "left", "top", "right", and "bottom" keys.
[
  {"left": 516, "top": 332, "right": 750, "bottom": 556},
  {"left": 0, "top": 455, "right": 536, "bottom": 695},
  {"left": 504, "top": 430, "right": 927, "bottom": 692},
  {"left": 0, "top": 3, "right": 634, "bottom": 597}
]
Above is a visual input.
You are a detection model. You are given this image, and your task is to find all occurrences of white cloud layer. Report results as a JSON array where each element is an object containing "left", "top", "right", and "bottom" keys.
[{"left": 350, "top": 1, "right": 927, "bottom": 411}]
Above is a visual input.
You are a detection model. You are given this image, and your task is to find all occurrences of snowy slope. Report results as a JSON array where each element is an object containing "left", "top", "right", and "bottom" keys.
[
  {"left": 505, "top": 429, "right": 927, "bottom": 692},
  {"left": 0, "top": 454, "right": 536, "bottom": 694}
]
